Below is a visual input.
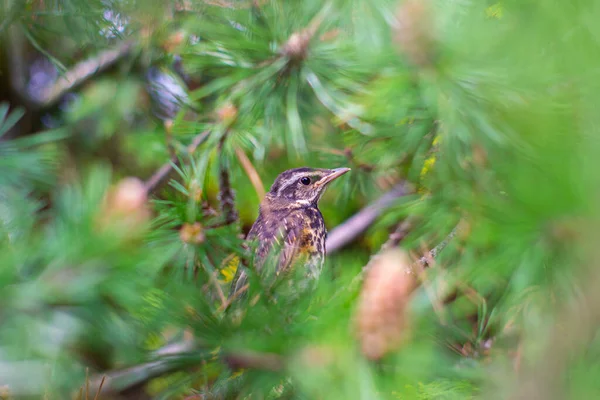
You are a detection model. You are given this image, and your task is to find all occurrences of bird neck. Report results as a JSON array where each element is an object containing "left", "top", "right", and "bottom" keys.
[{"left": 261, "top": 193, "right": 318, "bottom": 213}]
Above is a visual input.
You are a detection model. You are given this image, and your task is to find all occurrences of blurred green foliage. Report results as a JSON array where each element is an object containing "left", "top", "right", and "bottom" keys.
[{"left": 1, "top": 0, "right": 600, "bottom": 399}]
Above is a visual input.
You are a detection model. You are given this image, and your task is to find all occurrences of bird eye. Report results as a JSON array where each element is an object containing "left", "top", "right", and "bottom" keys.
[{"left": 300, "top": 177, "right": 311, "bottom": 185}]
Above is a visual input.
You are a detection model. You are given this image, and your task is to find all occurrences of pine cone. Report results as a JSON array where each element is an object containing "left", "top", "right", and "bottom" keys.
[
  {"left": 99, "top": 177, "right": 150, "bottom": 233},
  {"left": 392, "top": 0, "right": 436, "bottom": 67},
  {"left": 355, "top": 248, "right": 417, "bottom": 360}
]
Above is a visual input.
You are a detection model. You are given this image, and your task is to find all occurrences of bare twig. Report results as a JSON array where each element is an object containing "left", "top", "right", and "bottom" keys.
[
  {"left": 92, "top": 376, "right": 106, "bottom": 400},
  {"left": 224, "top": 351, "right": 283, "bottom": 372},
  {"left": 38, "top": 40, "right": 135, "bottom": 108},
  {"left": 417, "top": 226, "right": 458, "bottom": 267},
  {"left": 209, "top": 269, "right": 227, "bottom": 309},
  {"left": 235, "top": 147, "right": 266, "bottom": 201},
  {"left": 8, "top": 35, "right": 135, "bottom": 109},
  {"left": 326, "top": 182, "right": 409, "bottom": 253},
  {"left": 362, "top": 218, "right": 413, "bottom": 273},
  {"left": 217, "top": 136, "right": 239, "bottom": 225},
  {"left": 143, "top": 129, "right": 211, "bottom": 192},
  {"left": 348, "top": 221, "right": 457, "bottom": 291},
  {"left": 88, "top": 344, "right": 283, "bottom": 396},
  {"left": 218, "top": 283, "right": 249, "bottom": 312}
]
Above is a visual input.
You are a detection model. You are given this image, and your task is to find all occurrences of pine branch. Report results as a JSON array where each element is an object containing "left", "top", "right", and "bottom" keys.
[
  {"left": 143, "top": 129, "right": 211, "bottom": 193},
  {"left": 417, "top": 226, "right": 458, "bottom": 267},
  {"left": 326, "top": 182, "right": 409, "bottom": 253},
  {"left": 362, "top": 218, "right": 413, "bottom": 272},
  {"left": 8, "top": 34, "right": 135, "bottom": 110},
  {"left": 348, "top": 222, "right": 458, "bottom": 292}
]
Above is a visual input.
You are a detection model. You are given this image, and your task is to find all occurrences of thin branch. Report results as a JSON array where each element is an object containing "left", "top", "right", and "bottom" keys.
[
  {"left": 218, "top": 283, "right": 249, "bottom": 312},
  {"left": 235, "top": 147, "right": 266, "bottom": 201},
  {"left": 417, "top": 226, "right": 458, "bottom": 267},
  {"left": 217, "top": 135, "right": 239, "bottom": 225},
  {"left": 348, "top": 221, "right": 457, "bottom": 291},
  {"left": 224, "top": 351, "right": 284, "bottom": 372},
  {"left": 326, "top": 182, "right": 408, "bottom": 253},
  {"left": 88, "top": 345, "right": 283, "bottom": 396},
  {"left": 10, "top": 36, "right": 135, "bottom": 110},
  {"left": 362, "top": 218, "right": 413, "bottom": 273},
  {"left": 143, "top": 129, "right": 211, "bottom": 193},
  {"left": 209, "top": 269, "right": 227, "bottom": 309}
]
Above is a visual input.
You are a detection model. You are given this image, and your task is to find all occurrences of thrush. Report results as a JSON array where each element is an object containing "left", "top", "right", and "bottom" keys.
[{"left": 230, "top": 167, "right": 351, "bottom": 298}]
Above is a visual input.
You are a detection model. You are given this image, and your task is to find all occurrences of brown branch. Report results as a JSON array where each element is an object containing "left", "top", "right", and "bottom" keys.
[
  {"left": 326, "top": 182, "right": 409, "bottom": 253},
  {"left": 218, "top": 283, "right": 249, "bottom": 312},
  {"left": 143, "top": 129, "right": 211, "bottom": 193},
  {"left": 417, "top": 226, "right": 458, "bottom": 267},
  {"left": 87, "top": 343, "right": 283, "bottom": 396},
  {"left": 361, "top": 218, "right": 413, "bottom": 273},
  {"left": 235, "top": 147, "right": 266, "bottom": 201},
  {"left": 348, "top": 221, "right": 457, "bottom": 291},
  {"left": 9, "top": 35, "right": 135, "bottom": 110},
  {"left": 217, "top": 135, "right": 239, "bottom": 225},
  {"left": 224, "top": 351, "right": 283, "bottom": 372}
]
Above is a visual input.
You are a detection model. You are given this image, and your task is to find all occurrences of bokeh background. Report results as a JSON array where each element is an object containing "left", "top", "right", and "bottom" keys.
[{"left": 1, "top": 1, "right": 600, "bottom": 399}]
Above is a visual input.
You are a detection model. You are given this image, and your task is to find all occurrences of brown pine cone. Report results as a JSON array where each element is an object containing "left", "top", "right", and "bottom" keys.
[
  {"left": 355, "top": 248, "right": 417, "bottom": 360},
  {"left": 392, "top": 0, "right": 436, "bottom": 68}
]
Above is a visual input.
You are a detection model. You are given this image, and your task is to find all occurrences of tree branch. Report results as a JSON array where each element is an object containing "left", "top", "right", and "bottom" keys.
[
  {"left": 235, "top": 147, "right": 266, "bottom": 201},
  {"left": 326, "top": 182, "right": 408, "bottom": 253},
  {"left": 417, "top": 226, "right": 458, "bottom": 267},
  {"left": 217, "top": 135, "right": 239, "bottom": 226},
  {"left": 87, "top": 344, "right": 284, "bottom": 396},
  {"left": 8, "top": 34, "right": 135, "bottom": 110}
]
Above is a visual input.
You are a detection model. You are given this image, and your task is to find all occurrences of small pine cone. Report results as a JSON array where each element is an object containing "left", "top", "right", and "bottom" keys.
[
  {"left": 216, "top": 102, "right": 238, "bottom": 126},
  {"left": 392, "top": 0, "right": 436, "bottom": 67},
  {"left": 180, "top": 222, "right": 205, "bottom": 244},
  {"left": 355, "top": 248, "right": 417, "bottom": 360},
  {"left": 100, "top": 177, "right": 150, "bottom": 232}
]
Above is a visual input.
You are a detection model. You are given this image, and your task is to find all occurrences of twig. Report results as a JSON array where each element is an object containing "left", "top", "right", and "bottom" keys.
[
  {"left": 414, "top": 241, "right": 448, "bottom": 325},
  {"left": 143, "top": 129, "right": 211, "bottom": 192},
  {"left": 218, "top": 283, "right": 249, "bottom": 312},
  {"left": 93, "top": 376, "right": 106, "bottom": 400},
  {"left": 88, "top": 345, "right": 283, "bottom": 396},
  {"left": 326, "top": 182, "right": 408, "bottom": 253},
  {"left": 217, "top": 135, "right": 239, "bottom": 225},
  {"left": 235, "top": 147, "right": 266, "bottom": 201},
  {"left": 209, "top": 269, "right": 227, "bottom": 309},
  {"left": 10, "top": 37, "right": 135, "bottom": 110},
  {"left": 348, "top": 221, "right": 457, "bottom": 291},
  {"left": 224, "top": 351, "right": 284, "bottom": 372},
  {"left": 417, "top": 226, "right": 458, "bottom": 267},
  {"left": 362, "top": 218, "right": 413, "bottom": 273}
]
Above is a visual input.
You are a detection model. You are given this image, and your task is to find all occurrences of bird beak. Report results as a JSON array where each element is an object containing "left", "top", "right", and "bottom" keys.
[{"left": 315, "top": 168, "right": 351, "bottom": 187}]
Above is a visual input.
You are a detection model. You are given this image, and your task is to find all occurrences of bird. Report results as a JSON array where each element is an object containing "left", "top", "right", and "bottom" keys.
[{"left": 229, "top": 167, "right": 350, "bottom": 299}]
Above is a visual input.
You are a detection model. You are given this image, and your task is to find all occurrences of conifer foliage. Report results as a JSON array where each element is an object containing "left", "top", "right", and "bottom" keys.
[{"left": 1, "top": 0, "right": 600, "bottom": 398}]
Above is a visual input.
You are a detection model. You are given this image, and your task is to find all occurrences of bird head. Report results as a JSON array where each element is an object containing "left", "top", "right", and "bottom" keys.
[{"left": 268, "top": 167, "right": 351, "bottom": 206}]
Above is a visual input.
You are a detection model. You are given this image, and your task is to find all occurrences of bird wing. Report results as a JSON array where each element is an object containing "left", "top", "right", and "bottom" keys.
[{"left": 276, "top": 211, "right": 305, "bottom": 273}]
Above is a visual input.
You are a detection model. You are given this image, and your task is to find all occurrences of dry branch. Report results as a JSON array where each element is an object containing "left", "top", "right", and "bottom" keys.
[
  {"left": 217, "top": 135, "right": 239, "bottom": 226},
  {"left": 326, "top": 182, "right": 408, "bottom": 253},
  {"left": 88, "top": 343, "right": 284, "bottom": 396}
]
